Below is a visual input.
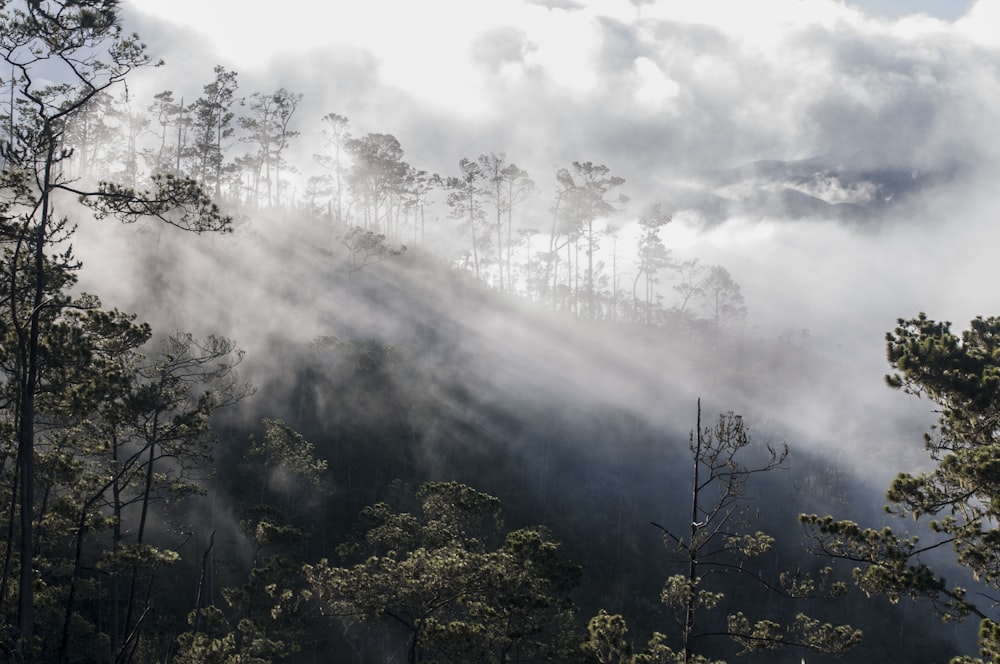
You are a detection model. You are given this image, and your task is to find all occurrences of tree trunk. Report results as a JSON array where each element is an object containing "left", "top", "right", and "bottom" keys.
[
  {"left": 684, "top": 400, "right": 703, "bottom": 663},
  {"left": 17, "top": 130, "right": 57, "bottom": 654}
]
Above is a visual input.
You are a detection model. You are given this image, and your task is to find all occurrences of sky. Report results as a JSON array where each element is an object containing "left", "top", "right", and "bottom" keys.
[
  {"left": 852, "top": 0, "right": 973, "bottom": 19},
  {"left": 100, "top": 0, "right": 1000, "bottom": 487},
  {"left": 120, "top": 0, "right": 997, "bottom": 183},
  {"left": 124, "top": 1, "right": 986, "bottom": 119}
]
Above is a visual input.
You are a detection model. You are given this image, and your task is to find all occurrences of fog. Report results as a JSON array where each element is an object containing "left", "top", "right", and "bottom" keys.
[
  {"left": 95, "top": 0, "right": 999, "bottom": 461},
  {"left": 48, "top": 1, "right": 1000, "bottom": 656}
]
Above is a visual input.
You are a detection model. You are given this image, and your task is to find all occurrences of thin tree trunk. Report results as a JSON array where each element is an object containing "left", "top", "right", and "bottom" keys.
[
  {"left": 111, "top": 431, "right": 124, "bottom": 655},
  {"left": 0, "top": 447, "right": 20, "bottom": 614},
  {"left": 120, "top": 432, "right": 157, "bottom": 662},
  {"left": 17, "top": 130, "right": 56, "bottom": 653},
  {"left": 495, "top": 196, "right": 504, "bottom": 292},
  {"left": 506, "top": 190, "right": 515, "bottom": 294},
  {"left": 684, "top": 400, "right": 703, "bottom": 663},
  {"left": 59, "top": 481, "right": 111, "bottom": 664},
  {"left": 174, "top": 98, "right": 184, "bottom": 175},
  {"left": 192, "top": 531, "right": 216, "bottom": 634},
  {"left": 587, "top": 219, "right": 594, "bottom": 318},
  {"left": 469, "top": 193, "right": 480, "bottom": 280}
]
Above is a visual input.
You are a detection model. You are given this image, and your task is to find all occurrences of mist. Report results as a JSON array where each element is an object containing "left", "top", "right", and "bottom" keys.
[
  {"left": 41, "top": 0, "right": 1000, "bottom": 659},
  {"left": 105, "top": 0, "right": 1000, "bottom": 467}
]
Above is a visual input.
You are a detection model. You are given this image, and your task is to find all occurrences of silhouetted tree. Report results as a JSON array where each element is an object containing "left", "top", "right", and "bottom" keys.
[
  {"left": 240, "top": 88, "right": 302, "bottom": 207},
  {"left": 345, "top": 132, "right": 410, "bottom": 234},
  {"left": 699, "top": 266, "right": 746, "bottom": 333},
  {"left": 447, "top": 158, "right": 490, "bottom": 280},
  {"left": 188, "top": 65, "right": 239, "bottom": 199},
  {"left": 553, "top": 162, "right": 626, "bottom": 318},
  {"left": 145, "top": 90, "right": 187, "bottom": 176},
  {"left": 478, "top": 153, "right": 535, "bottom": 293},
  {"left": 314, "top": 113, "right": 352, "bottom": 224},
  {"left": 633, "top": 204, "right": 673, "bottom": 325}
]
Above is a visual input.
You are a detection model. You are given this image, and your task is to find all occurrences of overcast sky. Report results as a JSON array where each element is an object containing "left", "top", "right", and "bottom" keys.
[{"left": 120, "top": 0, "right": 996, "bottom": 180}]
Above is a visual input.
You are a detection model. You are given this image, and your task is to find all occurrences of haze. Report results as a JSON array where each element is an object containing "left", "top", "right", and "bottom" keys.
[{"left": 87, "top": 0, "right": 998, "bottom": 481}]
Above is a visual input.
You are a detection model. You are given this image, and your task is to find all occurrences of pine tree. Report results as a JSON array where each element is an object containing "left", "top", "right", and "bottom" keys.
[
  {"left": 802, "top": 313, "right": 1000, "bottom": 662},
  {"left": 0, "top": 2, "right": 230, "bottom": 656}
]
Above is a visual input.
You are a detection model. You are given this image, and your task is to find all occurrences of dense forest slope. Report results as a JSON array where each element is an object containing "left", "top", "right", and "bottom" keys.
[{"left": 70, "top": 211, "right": 975, "bottom": 662}]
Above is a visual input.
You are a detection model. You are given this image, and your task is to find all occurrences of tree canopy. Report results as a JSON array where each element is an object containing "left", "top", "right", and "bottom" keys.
[
  {"left": 305, "top": 481, "right": 582, "bottom": 664},
  {"left": 802, "top": 313, "right": 1000, "bottom": 663}
]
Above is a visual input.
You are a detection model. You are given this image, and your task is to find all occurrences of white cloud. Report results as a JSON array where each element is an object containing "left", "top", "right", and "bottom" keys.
[
  {"left": 631, "top": 56, "right": 680, "bottom": 110},
  {"left": 956, "top": 0, "right": 1000, "bottom": 47}
]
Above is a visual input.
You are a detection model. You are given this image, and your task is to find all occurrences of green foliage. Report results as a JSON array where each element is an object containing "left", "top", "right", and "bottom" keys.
[
  {"left": 660, "top": 576, "right": 724, "bottom": 612},
  {"left": 174, "top": 583, "right": 313, "bottom": 664},
  {"left": 174, "top": 605, "right": 293, "bottom": 664},
  {"left": 779, "top": 566, "right": 848, "bottom": 599},
  {"left": 178, "top": 422, "right": 329, "bottom": 664},
  {"left": 247, "top": 418, "right": 328, "bottom": 491},
  {"left": 950, "top": 619, "right": 1000, "bottom": 663},
  {"left": 726, "top": 612, "right": 861, "bottom": 655},
  {"left": 0, "top": 5, "right": 237, "bottom": 656},
  {"left": 650, "top": 403, "right": 857, "bottom": 661},
  {"left": 306, "top": 481, "right": 581, "bottom": 663},
  {"left": 581, "top": 611, "right": 723, "bottom": 664},
  {"left": 802, "top": 313, "right": 1000, "bottom": 658},
  {"left": 84, "top": 174, "right": 231, "bottom": 232},
  {"left": 797, "top": 515, "right": 968, "bottom": 618}
]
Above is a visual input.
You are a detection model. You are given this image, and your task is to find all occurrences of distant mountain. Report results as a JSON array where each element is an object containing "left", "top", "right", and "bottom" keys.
[{"left": 669, "top": 154, "right": 960, "bottom": 224}]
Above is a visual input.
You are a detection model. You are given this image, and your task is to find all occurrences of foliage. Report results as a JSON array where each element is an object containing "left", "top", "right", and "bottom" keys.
[
  {"left": 549, "top": 161, "right": 627, "bottom": 318},
  {"left": 446, "top": 157, "right": 490, "bottom": 280},
  {"left": 239, "top": 88, "right": 302, "bottom": 207},
  {"left": 0, "top": 2, "right": 233, "bottom": 658},
  {"left": 478, "top": 153, "right": 535, "bottom": 293},
  {"left": 633, "top": 204, "right": 673, "bottom": 325},
  {"left": 801, "top": 313, "right": 1000, "bottom": 661},
  {"left": 651, "top": 402, "right": 858, "bottom": 661},
  {"left": 188, "top": 65, "right": 240, "bottom": 199},
  {"left": 581, "top": 610, "right": 723, "bottom": 664},
  {"left": 339, "top": 225, "right": 406, "bottom": 273},
  {"left": 82, "top": 174, "right": 231, "bottom": 232},
  {"left": 305, "top": 481, "right": 582, "bottom": 663},
  {"left": 346, "top": 132, "right": 411, "bottom": 233},
  {"left": 176, "top": 420, "right": 329, "bottom": 663},
  {"left": 699, "top": 267, "right": 746, "bottom": 332},
  {"left": 0, "top": 3, "right": 967, "bottom": 662}
]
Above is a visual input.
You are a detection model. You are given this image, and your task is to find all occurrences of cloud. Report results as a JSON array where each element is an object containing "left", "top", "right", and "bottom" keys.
[
  {"left": 109, "top": 0, "right": 1000, "bottom": 491},
  {"left": 471, "top": 27, "right": 535, "bottom": 73},
  {"left": 123, "top": 0, "right": 1000, "bottom": 186},
  {"left": 117, "top": 0, "right": 1000, "bottom": 282},
  {"left": 527, "top": 0, "right": 584, "bottom": 10},
  {"left": 631, "top": 55, "right": 680, "bottom": 109},
  {"left": 956, "top": 0, "right": 1000, "bottom": 46}
]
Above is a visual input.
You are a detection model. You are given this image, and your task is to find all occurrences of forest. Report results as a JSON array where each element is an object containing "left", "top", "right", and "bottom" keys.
[{"left": 1, "top": 1, "right": 999, "bottom": 662}]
